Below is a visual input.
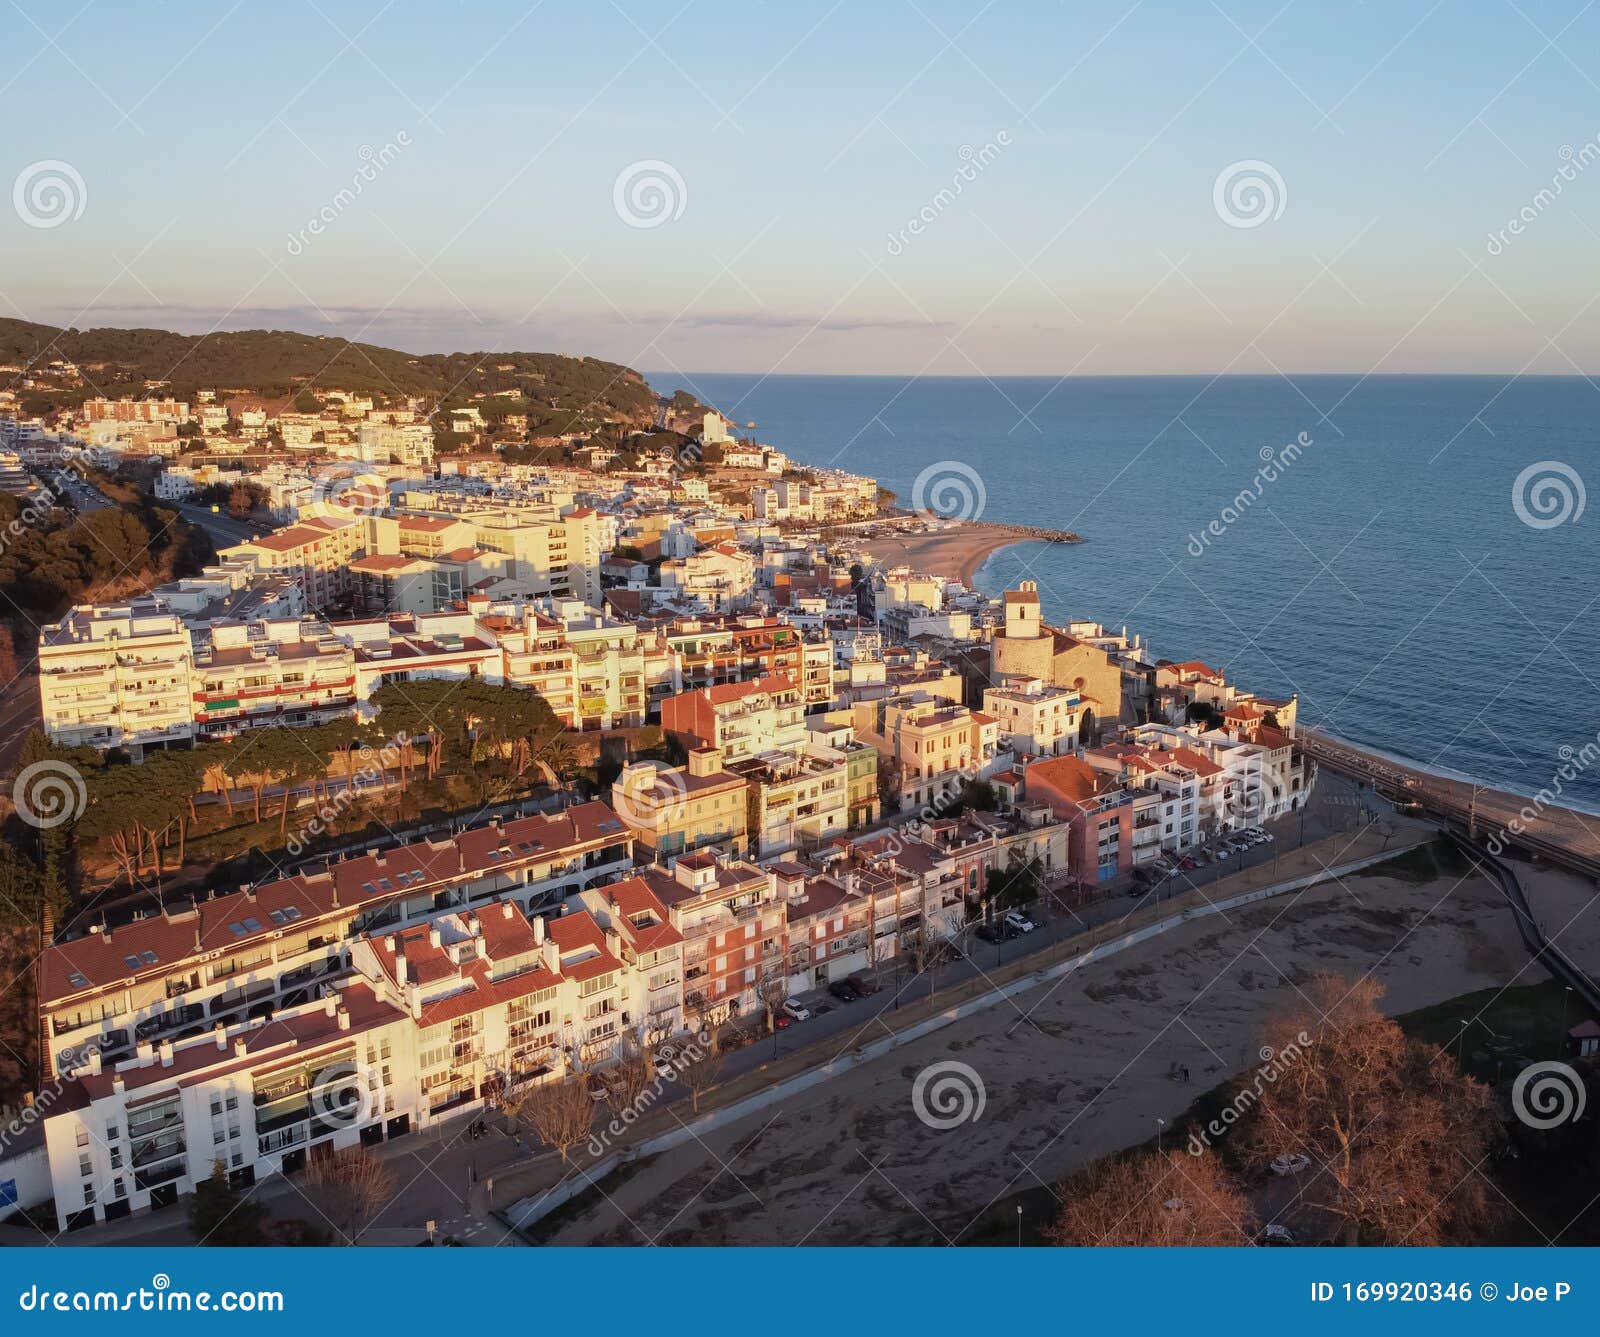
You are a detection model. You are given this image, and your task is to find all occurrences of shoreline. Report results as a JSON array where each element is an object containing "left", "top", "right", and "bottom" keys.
[
  {"left": 859, "top": 521, "right": 1073, "bottom": 588},
  {"left": 1302, "top": 726, "right": 1600, "bottom": 868}
]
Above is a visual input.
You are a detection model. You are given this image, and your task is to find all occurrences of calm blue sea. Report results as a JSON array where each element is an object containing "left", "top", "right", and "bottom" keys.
[{"left": 666, "top": 373, "right": 1600, "bottom": 810}]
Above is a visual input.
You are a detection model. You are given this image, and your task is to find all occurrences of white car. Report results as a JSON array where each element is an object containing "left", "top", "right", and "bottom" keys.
[
  {"left": 782, "top": 999, "right": 812, "bottom": 1022},
  {"left": 1003, "top": 911, "right": 1036, "bottom": 934},
  {"left": 1270, "top": 1152, "right": 1312, "bottom": 1175}
]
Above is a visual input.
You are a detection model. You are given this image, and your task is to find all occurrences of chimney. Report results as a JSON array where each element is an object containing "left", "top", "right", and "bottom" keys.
[
  {"left": 111, "top": 1071, "right": 124, "bottom": 1094},
  {"left": 502, "top": 901, "right": 514, "bottom": 920},
  {"left": 87, "top": 1049, "right": 103, "bottom": 1077},
  {"left": 213, "top": 1024, "right": 227, "bottom": 1050},
  {"left": 136, "top": 1039, "right": 153, "bottom": 1061},
  {"left": 323, "top": 994, "right": 338, "bottom": 1017},
  {"left": 336, "top": 1007, "right": 350, "bottom": 1031},
  {"left": 158, "top": 1040, "right": 174, "bottom": 1068},
  {"left": 234, "top": 1038, "right": 248, "bottom": 1058},
  {"left": 531, "top": 915, "right": 546, "bottom": 945},
  {"left": 428, "top": 925, "right": 442, "bottom": 950}
]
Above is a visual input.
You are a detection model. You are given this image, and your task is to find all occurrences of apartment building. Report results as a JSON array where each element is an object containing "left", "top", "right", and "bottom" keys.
[
  {"left": 39, "top": 861, "right": 680, "bottom": 1234},
  {"left": 331, "top": 610, "right": 504, "bottom": 698},
  {"left": 225, "top": 517, "right": 368, "bottom": 612},
  {"left": 38, "top": 602, "right": 196, "bottom": 753},
  {"left": 489, "top": 598, "right": 647, "bottom": 730},
  {"left": 726, "top": 745, "right": 853, "bottom": 857},
  {"left": 847, "top": 693, "right": 1000, "bottom": 809},
  {"left": 191, "top": 619, "right": 357, "bottom": 739},
  {"left": 659, "top": 543, "right": 755, "bottom": 611},
  {"left": 661, "top": 674, "right": 805, "bottom": 765},
  {"left": 632, "top": 854, "right": 783, "bottom": 1026},
  {"left": 37, "top": 801, "right": 634, "bottom": 1084},
  {"left": 611, "top": 750, "right": 748, "bottom": 863},
  {"left": 1021, "top": 754, "right": 1133, "bottom": 884},
  {"left": 982, "top": 677, "right": 1088, "bottom": 757}
]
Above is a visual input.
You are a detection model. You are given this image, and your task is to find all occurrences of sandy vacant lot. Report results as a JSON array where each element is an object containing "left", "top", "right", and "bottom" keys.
[{"left": 538, "top": 847, "right": 1600, "bottom": 1246}]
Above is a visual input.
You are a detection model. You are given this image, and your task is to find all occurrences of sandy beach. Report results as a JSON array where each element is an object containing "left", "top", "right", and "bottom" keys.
[
  {"left": 861, "top": 520, "right": 1077, "bottom": 588},
  {"left": 533, "top": 844, "right": 1598, "bottom": 1246}
]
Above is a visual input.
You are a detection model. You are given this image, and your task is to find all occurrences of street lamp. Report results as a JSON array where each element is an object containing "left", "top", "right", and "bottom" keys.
[{"left": 1156, "top": 1117, "right": 1166, "bottom": 1153}]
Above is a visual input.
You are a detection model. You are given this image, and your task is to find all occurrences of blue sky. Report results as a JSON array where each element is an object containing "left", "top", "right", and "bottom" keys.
[{"left": 2, "top": 0, "right": 1598, "bottom": 375}]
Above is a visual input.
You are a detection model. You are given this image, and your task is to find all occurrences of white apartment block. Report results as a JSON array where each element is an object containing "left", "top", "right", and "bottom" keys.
[{"left": 38, "top": 602, "right": 196, "bottom": 753}]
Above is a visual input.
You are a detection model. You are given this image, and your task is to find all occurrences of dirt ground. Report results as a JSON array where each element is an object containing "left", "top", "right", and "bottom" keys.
[{"left": 535, "top": 846, "right": 1600, "bottom": 1246}]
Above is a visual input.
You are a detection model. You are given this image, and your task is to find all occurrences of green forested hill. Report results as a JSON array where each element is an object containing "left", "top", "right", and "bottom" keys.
[{"left": 0, "top": 318, "right": 665, "bottom": 431}]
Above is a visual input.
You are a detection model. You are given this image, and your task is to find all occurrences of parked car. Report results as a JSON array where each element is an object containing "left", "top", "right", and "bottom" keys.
[
  {"left": 827, "top": 980, "right": 860, "bottom": 1003},
  {"left": 781, "top": 998, "right": 812, "bottom": 1021},
  {"left": 974, "top": 923, "right": 1004, "bottom": 944},
  {"left": 1270, "top": 1153, "right": 1312, "bottom": 1176},
  {"left": 847, "top": 972, "right": 881, "bottom": 996},
  {"left": 1178, "top": 856, "right": 1197, "bottom": 871},
  {"left": 773, "top": 1013, "right": 792, "bottom": 1030},
  {"left": 1262, "top": 1223, "right": 1296, "bottom": 1246},
  {"left": 1003, "top": 910, "right": 1036, "bottom": 934}
]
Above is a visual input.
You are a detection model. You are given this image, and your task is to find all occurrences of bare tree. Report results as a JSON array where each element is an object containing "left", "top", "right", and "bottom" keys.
[
  {"left": 1047, "top": 1147, "right": 1255, "bottom": 1246},
  {"left": 504, "top": 1075, "right": 596, "bottom": 1163},
  {"left": 757, "top": 965, "right": 788, "bottom": 1035},
  {"left": 605, "top": 1035, "right": 656, "bottom": 1114},
  {"left": 302, "top": 1147, "right": 398, "bottom": 1245},
  {"left": 1234, "top": 974, "right": 1500, "bottom": 1246},
  {"left": 678, "top": 1036, "right": 725, "bottom": 1114}
]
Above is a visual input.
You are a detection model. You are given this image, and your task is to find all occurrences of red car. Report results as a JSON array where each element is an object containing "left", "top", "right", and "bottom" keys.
[
  {"left": 1178, "top": 856, "right": 1197, "bottom": 871},
  {"left": 773, "top": 1013, "right": 793, "bottom": 1030}
]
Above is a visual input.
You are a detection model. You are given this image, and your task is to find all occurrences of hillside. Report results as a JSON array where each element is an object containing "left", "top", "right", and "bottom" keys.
[{"left": 0, "top": 318, "right": 678, "bottom": 434}]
